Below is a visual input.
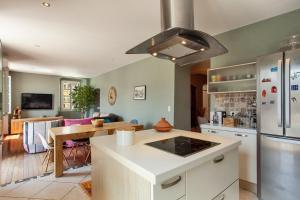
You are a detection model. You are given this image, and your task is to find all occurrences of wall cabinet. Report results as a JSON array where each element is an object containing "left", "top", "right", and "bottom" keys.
[{"left": 203, "top": 128, "right": 257, "bottom": 184}]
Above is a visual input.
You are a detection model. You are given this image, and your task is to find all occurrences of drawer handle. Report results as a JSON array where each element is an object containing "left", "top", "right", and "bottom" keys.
[
  {"left": 213, "top": 154, "right": 225, "bottom": 163},
  {"left": 211, "top": 130, "right": 217, "bottom": 133},
  {"left": 235, "top": 133, "right": 248, "bottom": 137},
  {"left": 161, "top": 176, "right": 182, "bottom": 189}
]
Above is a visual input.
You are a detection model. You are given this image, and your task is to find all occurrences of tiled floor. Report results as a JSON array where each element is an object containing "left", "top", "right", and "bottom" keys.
[{"left": 0, "top": 165, "right": 258, "bottom": 200}]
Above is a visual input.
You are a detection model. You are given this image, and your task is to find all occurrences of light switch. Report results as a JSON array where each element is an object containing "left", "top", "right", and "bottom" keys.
[{"left": 168, "top": 105, "right": 171, "bottom": 112}]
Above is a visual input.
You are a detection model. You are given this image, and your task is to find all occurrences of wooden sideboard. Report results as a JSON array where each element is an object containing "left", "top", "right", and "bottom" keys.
[{"left": 10, "top": 116, "right": 64, "bottom": 134}]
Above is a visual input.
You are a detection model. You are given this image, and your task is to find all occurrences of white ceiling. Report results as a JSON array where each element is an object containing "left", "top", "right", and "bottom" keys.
[{"left": 1, "top": 0, "right": 300, "bottom": 78}]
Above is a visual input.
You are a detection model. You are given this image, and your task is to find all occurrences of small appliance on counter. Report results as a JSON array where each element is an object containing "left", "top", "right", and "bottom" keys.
[{"left": 210, "top": 111, "right": 226, "bottom": 125}]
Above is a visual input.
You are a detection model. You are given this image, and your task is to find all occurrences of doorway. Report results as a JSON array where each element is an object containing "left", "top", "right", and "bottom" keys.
[{"left": 190, "top": 60, "right": 210, "bottom": 132}]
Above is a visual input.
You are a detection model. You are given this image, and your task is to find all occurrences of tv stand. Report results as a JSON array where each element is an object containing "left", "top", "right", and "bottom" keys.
[{"left": 10, "top": 116, "right": 63, "bottom": 134}]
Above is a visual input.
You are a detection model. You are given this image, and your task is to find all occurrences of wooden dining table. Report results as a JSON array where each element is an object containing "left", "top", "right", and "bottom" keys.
[{"left": 49, "top": 122, "right": 144, "bottom": 177}]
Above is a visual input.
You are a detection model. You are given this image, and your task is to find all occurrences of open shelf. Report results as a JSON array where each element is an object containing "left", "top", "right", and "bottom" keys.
[
  {"left": 208, "top": 90, "right": 257, "bottom": 94},
  {"left": 209, "top": 78, "right": 256, "bottom": 85},
  {"left": 208, "top": 62, "right": 257, "bottom": 94}
]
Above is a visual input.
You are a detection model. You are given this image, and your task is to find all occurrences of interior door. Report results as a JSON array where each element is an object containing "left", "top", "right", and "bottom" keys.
[
  {"left": 257, "top": 52, "right": 284, "bottom": 135},
  {"left": 285, "top": 48, "right": 300, "bottom": 138}
]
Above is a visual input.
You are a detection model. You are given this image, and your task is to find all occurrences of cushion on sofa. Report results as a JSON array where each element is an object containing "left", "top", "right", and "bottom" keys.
[{"left": 64, "top": 118, "right": 93, "bottom": 126}]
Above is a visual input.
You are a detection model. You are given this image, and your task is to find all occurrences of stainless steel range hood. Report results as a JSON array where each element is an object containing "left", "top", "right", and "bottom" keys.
[{"left": 126, "top": 0, "right": 228, "bottom": 66}]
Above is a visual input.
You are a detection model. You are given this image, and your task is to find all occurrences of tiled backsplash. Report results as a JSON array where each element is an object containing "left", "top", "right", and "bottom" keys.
[{"left": 214, "top": 92, "right": 256, "bottom": 115}]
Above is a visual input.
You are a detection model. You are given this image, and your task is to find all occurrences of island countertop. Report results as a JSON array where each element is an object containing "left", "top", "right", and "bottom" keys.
[{"left": 91, "top": 129, "right": 241, "bottom": 185}]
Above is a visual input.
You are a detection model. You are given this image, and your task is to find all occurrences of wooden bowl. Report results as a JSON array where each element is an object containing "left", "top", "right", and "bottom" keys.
[{"left": 91, "top": 119, "right": 104, "bottom": 127}]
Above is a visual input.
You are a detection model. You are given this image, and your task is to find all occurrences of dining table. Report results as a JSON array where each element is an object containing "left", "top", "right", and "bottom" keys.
[{"left": 49, "top": 122, "right": 144, "bottom": 177}]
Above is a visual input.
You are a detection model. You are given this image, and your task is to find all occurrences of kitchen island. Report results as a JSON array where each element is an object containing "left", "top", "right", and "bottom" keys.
[{"left": 91, "top": 129, "right": 241, "bottom": 200}]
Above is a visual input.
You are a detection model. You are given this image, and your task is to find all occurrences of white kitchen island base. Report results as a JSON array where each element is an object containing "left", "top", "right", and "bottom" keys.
[{"left": 91, "top": 129, "right": 241, "bottom": 200}]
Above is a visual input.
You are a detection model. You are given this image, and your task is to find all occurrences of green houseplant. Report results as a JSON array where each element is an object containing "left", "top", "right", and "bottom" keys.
[{"left": 71, "top": 85, "right": 97, "bottom": 118}]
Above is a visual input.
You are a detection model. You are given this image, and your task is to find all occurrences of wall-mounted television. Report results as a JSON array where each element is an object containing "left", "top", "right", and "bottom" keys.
[{"left": 21, "top": 93, "right": 53, "bottom": 110}]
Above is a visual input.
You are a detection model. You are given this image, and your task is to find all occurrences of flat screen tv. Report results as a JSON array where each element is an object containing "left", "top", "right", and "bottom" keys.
[{"left": 21, "top": 93, "right": 53, "bottom": 110}]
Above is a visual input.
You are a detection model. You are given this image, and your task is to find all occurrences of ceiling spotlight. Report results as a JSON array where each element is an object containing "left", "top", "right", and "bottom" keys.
[
  {"left": 171, "top": 57, "right": 176, "bottom": 61},
  {"left": 42, "top": 2, "right": 50, "bottom": 7},
  {"left": 200, "top": 48, "right": 205, "bottom": 51},
  {"left": 152, "top": 52, "right": 158, "bottom": 56},
  {"left": 181, "top": 41, "right": 187, "bottom": 45}
]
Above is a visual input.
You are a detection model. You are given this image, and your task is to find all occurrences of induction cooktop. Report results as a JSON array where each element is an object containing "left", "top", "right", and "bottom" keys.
[{"left": 145, "top": 136, "right": 220, "bottom": 157}]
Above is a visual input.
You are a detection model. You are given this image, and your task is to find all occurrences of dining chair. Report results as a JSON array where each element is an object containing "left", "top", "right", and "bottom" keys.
[
  {"left": 85, "top": 130, "right": 108, "bottom": 163},
  {"left": 39, "top": 134, "right": 69, "bottom": 172}
]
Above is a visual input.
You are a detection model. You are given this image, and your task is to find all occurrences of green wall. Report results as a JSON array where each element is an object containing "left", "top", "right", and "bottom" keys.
[
  {"left": 212, "top": 9, "right": 300, "bottom": 68},
  {"left": 10, "top": 71, "right": 85, "bottom": 118},
  {"left": 90, "top": 57, "right": 175, "bottom": 129}
]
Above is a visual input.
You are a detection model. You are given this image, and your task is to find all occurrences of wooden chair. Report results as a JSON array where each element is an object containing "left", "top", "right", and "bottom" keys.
[
  {"left": 39, "top": 134, "right": 69, "bottom": 172},
  {"left": 85, "top": 130, "right": 108, "bottom": 163}
]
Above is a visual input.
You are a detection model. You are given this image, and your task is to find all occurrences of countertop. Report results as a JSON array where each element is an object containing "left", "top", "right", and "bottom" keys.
[
  {"left": 200, "top": 123, "right": 257, "bottom": 134},
  {"left": 91, "top": 129, "right": 241, "bottom": 185}
]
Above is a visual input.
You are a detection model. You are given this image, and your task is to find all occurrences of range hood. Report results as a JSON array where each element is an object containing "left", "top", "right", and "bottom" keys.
[{"left": 126, "top": 0, "right": 228, "bottom": 66}]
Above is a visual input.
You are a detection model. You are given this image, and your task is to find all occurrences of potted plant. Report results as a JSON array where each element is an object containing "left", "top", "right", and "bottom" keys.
[{"left": 71, "top": 85, "right": 97, "bottom": 118}]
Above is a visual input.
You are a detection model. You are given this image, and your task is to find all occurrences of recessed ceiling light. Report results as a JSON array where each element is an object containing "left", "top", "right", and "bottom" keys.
[
  {"left": 181, "top": 41, "right": 187, "bottom": 45},
  {"left": 200, "top": 48, "right": 205, "bottom": 51},
  {"left": 171, "top": 57, "right": 176, "bottom": 61},
  {"left": 152, "top": 52, "right": 158, "bottom": 56},
  {"left": 42, "top": 2, "right": 50, "bottom": 7}
]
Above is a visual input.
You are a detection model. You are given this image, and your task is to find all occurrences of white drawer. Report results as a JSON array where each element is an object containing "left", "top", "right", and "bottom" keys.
[
  {"left": 213, "top": 180, "right": 239, "bottom": 200},
  {"left": 186, "top": 149, "right": 239, "bottom": 200},
  {"left": 152, "top": 173, "right": 186, "bottom": 200}
]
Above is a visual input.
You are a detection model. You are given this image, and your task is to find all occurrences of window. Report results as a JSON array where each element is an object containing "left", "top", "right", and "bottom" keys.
[{"left": 60, "top": 80, "right": 81, "bottom": 111}]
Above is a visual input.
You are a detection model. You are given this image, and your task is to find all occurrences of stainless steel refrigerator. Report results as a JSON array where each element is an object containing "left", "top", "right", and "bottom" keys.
[{"left": 257, "top": 48, "right": 300, "bottom": 200}]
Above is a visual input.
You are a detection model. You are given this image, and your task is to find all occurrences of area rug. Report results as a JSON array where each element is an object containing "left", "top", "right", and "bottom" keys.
[{"left": 80, "top": 180, "right": 92, "bottom": 198}]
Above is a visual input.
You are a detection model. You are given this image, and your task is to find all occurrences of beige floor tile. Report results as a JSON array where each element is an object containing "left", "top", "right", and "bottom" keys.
[
  {"left": 39, "top": 166, "right": 90, "bottom": 184},
  {"left": 32, "top": 182, "right": 75, "bottom": 200},
  {"left": 4, "top": 180, "right": 51, "bottom": 198},
  {"left": 0, "top": 182, "right": 24, "bottom": 196},
  {"left": 240, "top": 189, "right": 258, "bottom": 200},
  {"left": 0, "top": 197, "right": 28, "bottom": 200},
  {"left": 62, "top": 185, "right": 90, "bottom": 200}
]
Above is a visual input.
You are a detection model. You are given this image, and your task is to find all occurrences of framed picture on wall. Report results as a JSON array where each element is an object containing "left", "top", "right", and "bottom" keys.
[{"left": 133, "top": 85, "right": 146, "bottom": 100}]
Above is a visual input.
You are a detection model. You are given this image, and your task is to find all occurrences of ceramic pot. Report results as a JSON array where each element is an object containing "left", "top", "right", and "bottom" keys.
[
  {"left": 91, "top": 119, "right": 104, "bottom": 127},
  {"left": 154, "top": 118, "right": 173, "bottom": 132}
]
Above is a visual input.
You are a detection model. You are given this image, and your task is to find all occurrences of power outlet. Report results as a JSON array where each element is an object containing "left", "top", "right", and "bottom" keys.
[{"left": 168, "top": 105, "right": 171, "bottom": 112}]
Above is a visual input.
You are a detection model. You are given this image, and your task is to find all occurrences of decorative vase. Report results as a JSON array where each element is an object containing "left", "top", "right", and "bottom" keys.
[{"left": 154, "top": 118, "right": 173, "bottom": 132}]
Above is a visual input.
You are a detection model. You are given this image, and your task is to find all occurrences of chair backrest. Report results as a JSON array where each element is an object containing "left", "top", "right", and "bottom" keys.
[
  {"left": 38, "top": 133, "right": 51, "bottom": 150},
  {"left": 130, "top": 119, "right": 138, "bottom": 124}
]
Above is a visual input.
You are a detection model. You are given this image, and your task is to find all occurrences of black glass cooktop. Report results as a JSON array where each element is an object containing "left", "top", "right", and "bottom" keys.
[{"left": 145, "top": 136, "right": 220, "bottom": 157}]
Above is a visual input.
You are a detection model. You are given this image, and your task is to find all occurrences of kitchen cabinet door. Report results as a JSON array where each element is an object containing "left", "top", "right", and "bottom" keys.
[
  {"left": 186, "top": 149, "right": 239, "bottom": 200},
  {"left": 209, "top": 129, "right": 257, "bottom": 184}
]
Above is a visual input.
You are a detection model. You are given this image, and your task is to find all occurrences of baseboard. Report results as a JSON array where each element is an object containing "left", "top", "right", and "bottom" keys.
[{"left": 240, "top": 179, "right": 257, "bottom": 194}]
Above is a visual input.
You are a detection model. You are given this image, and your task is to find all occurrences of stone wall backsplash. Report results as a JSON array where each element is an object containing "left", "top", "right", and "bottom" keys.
[{"left": 214, "top": 92, "right": 256, "bottom": 115}]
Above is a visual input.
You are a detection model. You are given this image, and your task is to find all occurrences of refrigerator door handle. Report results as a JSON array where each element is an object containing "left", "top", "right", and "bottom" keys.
[
  {"left": 277, "top": 59, "right": 283, "bottom": 127},
  {"left": 285, "top": 58, "right": 291, "bottom": 128}
]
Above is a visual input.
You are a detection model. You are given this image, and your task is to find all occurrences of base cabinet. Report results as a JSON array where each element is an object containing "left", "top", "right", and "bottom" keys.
[
  {"left": 92, "top": 146, "right": 239, "bottom": 200},
  {"left": 186, "top": 149, "right": 239, "bottom": 200},
  {"left": 203, "top": 128, "right": 257, "bottom": 184},
  {"left": 213, "top": 181, "right": 239, "bottom": 200}
]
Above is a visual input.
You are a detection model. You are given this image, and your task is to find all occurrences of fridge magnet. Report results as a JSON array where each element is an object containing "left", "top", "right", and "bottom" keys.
[
  {"left": 262, "top": 102, "right": 267, "bottom": 105},
  {"left": 291, "top": 84, "right": 299, "bottom": 91},
  {"left": 262, "top": 78, "right": 271, "bottom": 83},
  {"left": 262, "top": 89, "right": 267, "bottom": 97},
  {"left": 271, "top": 86, "right": 277, "bottom": 93},
  {"left": 270, "top": 100, "right": 275, "bottom": 104},
  {"left": 271, "top": 67, "right": 278, "bottom": 72}
]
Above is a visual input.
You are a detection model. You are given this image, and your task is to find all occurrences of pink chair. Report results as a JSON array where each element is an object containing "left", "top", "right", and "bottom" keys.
[{"left": 64, "top": 118, "right": 93, "bottom": 161}]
